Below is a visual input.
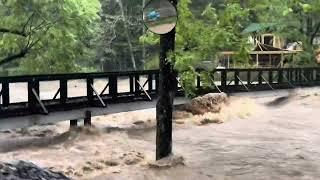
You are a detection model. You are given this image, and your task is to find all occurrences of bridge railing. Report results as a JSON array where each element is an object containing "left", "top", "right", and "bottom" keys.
[
  {"left": 0, "top": 70, "right": 160, "bottom": 118},
  {"left": 196, "top": 67, "right": 320, "bottom": 93},
  {"left": 1, "top": 67, "right": 320, "bottom": 118}
]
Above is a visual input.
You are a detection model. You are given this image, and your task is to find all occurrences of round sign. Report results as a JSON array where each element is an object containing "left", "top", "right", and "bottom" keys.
[{"left": 143, "top": 0, "right": 178, "bottom": 35}]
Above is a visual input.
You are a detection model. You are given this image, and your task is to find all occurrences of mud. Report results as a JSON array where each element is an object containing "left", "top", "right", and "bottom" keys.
[{"left": 0, "top": 87, "right": 319, "bottom": 179}]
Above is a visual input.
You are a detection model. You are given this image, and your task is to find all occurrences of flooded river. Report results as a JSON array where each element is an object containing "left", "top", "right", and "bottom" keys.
[{"left": 0, "top": 87, "right": 319, "bottom": 179}]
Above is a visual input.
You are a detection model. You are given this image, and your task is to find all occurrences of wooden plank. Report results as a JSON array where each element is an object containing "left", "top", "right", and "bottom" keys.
[
  {"left": 236, "top": 75, "right": 250, "bottom": 92},
  {"left": 1, "top": 81, "right": 9, "bottom": 107},
  {"left": 136, "top": 80, "right": 152, "bottom": 101},
  {"left": 84, "top": 111, "right": 92, "bottom": 126},
  {"left": 60, "top": 79, "right": 68, "bottom": 104},
  {"left": 52, "top": 88, "right": 60, "bottom": 100},
  {"left": 130, "top": 76, "right": 134, "bottom": 93},
  {"left": 0, "top": 70, "right": 160, "bottom": 83},
  {"left": 155, "top": 73, "right": 159, "bottom": 93},
  {"left": 148, "top": 74, "right": 153, "bottom": 91},
  {"left": 28, "top": 80, "right": 39, "bottom": 113},
  {"left": 109, "top": 75, "right": 118, "bottom": 100},
  {"left": 247, "top": 71, "right": 251, "bottom": 86},
  {"left": 209, "top": 76, "right": 222, "bottom": 93},
  {"left": 90, "top": 84, "right": 107, "bottom": 107},
  {"left": 268, "top": 70, "right": 273, "bottom": 84},
  {"left": 261, "top": 75, "right": 275, "bottom": 90},
  {"left": 258, "top": 70, "right": 263, "bottom": 85},
  {"left": 134, "top": 75, "right": 140, "bottom": 97},
  {"left": 197, "top": 75, "right": 201, "bottom": 88},
  {"left": 32, "top": 88, "right": 49, "bottom": 115},
  {"left": 234, "top": 70, "right": 240, "bottom": 86},
  {"left": 221, "top": 69, "right": 227, "bottom": 91},
  {"left": 87, "top": 77, "right": 94, "bottom": 105},
  {"left": 100, "top": 82, "right": 109, "bottom": 96},
  {"left": 70, "top": 120, "right": 78, "bottom": 128},
  {"left": 278, "top": 69, "right": 283, "bottom": 84}
]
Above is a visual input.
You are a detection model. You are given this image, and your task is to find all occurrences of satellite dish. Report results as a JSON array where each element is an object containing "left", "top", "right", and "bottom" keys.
[{"left": 143, "top": 0, "right": 178, "bottom": 35}]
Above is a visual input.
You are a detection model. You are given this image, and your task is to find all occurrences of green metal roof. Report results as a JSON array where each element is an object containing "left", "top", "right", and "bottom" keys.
[{"left": 242, "top": 23, "right": 277, "bottom": 34}]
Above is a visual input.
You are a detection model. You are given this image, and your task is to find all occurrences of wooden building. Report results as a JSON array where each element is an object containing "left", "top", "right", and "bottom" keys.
[{"left": 218, "top": 25, "right": 303, "bottom": 68}]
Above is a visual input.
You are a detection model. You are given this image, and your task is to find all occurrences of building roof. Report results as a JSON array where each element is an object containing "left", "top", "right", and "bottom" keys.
[{"left": 242, "top": 23, "right": 277, "bottom": 34}]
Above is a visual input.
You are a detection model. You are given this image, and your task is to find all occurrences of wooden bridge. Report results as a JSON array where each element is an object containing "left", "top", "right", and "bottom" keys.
[{"left": 0, "top": 67, "right": 319, "bottom": 129}]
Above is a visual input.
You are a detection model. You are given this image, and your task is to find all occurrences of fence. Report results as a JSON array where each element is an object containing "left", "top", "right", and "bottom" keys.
[{"left": 0, "top": 67, "right": 320, "bottom": 119}]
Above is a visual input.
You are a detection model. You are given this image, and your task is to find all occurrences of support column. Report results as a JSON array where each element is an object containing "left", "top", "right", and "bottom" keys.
[
  {"left": 84, "top": 111, "right": 92, "bottom": 126},
  {"left": 1, "top": 81, "right": 9, "bottom": 108},
  {"left": 28, "top": 79, "right": 39, "bottom": 113},
  {"left": 281, "top": 54, "right": 284, "bottom": 67},
  {"left": 70, "top": 120, "right": 78, "bottom": 129},
  {"left": 87, "top": 77, "right": 94, "bottom": 106},
  {"left": 156, "top": 0, "right": 178, "bottom": 161},
  {"left": 269, "top": 54, "right": 272, "bottom": 67}
]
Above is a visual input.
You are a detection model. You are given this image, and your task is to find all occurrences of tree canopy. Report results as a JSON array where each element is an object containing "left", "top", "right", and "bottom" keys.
[{"left": 0, "top": 0, "right": 100, "bottom": 74}]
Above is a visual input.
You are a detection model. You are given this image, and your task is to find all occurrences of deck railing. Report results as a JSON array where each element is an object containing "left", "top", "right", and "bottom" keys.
[{"left": 1, "top": 67, "right": 320, "bottom": 118}]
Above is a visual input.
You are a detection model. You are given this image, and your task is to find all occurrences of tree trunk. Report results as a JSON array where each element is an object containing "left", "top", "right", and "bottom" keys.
[
  {"left": 240, "top": 0, "right": 247, "bottom": 8},
  {"left": 117, "top": 0, "right": 137, "bottom": 70},
  {"left": 156, "top": 0, "right": 178, "bottom": 161},
  {"left": 142, "top": 0, "right": 146, "bottom": 68},
  {"left": 310, "top": 22, "right": 320, "bottom": 45}
]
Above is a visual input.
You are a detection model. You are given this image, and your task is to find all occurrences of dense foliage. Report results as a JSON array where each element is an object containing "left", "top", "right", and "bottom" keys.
[{"left": 0, "top": 0, "right": 100, "bottom": 74}]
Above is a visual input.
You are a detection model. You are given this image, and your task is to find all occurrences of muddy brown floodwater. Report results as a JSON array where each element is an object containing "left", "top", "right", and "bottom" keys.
[{"left": 0, "top": 87, "right": 319, "bottom": 180}]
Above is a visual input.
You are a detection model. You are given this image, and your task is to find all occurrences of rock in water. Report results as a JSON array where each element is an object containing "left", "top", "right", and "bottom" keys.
[
  {"left": 179, "top": 93, "right": 228, "bottom": 115},
  {"left": 0, "top": 161, "right": 70, "bottom": 180}
]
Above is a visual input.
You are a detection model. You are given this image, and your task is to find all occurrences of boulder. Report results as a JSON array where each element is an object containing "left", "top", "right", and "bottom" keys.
[
  {"left": 0, "top": 161, "right": 70, "bottom": 180},
  {"left": 179, "top": 93, "right": 228, "bottom": 115}
]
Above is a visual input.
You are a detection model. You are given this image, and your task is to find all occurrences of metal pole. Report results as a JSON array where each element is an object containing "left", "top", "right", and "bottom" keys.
[{"left": 156, "top": 0, "right": 178, "bottom": 161}]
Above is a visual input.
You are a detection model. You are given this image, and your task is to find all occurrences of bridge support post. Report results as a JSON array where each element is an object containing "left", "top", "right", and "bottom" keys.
[
  {"left": 28, "top": 80, "right": 39, "bottom": 113},
  {"left": 87, "top": 77, "right": 94, "bottom": 105},
  {"left": 148, "top": 74, "right": 153, "bottom": 91},
  {"left": 109, "top": 75, "right": 118, "bottom": 101},
  {"left": 60, "top": 79, "right": 68, "bottom": 104},
  {"left": 258, "top": 70, "right": 263, "bottom": 85},
  {"left": 269, "top": 70, "right": 273, "bottom": 84},
  {"left": 1, "top": 81, "right": 9, "bottom": 108},
  {"left": 156, "top": 0, "right": 178, "bottom": 161},
  {"left": 234, "top": 71, "right": 239, "bottom": 86},
  {"left": 221, "top": 69, "right": 227, "bottom": 92},
  {"left": 278, "top": 69, "right": 283, "bottom": 85},
  {"left": 247, "top": 70, "right": 251, "bottom": 87},
  {"left": 84, "top": 111, "right": 92, "bottom": 126},
  {"left": 70, "top": 120, "right": 78, "bottom": 128}
]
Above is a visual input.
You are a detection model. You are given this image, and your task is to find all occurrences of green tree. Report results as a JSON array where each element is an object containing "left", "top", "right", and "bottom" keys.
[
  {"left": 0, "top": 0, "right": 101, "bottom": 75},
  {"left": 141, "top": 0, "right": 251, "bottom": 96},
  {"left": 98, "top": 0, "right": 150, "bottom": 71}
]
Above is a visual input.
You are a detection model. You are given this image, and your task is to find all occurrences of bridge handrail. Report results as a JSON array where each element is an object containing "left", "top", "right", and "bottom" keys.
[
  {"left": 1, "top": 67, "right": 320, "bottom": 119},
  {"left": 0, "top": 69, "right": 160, "bottom": 82}
]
